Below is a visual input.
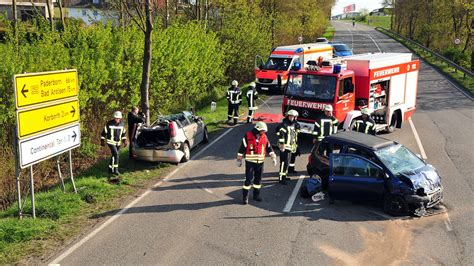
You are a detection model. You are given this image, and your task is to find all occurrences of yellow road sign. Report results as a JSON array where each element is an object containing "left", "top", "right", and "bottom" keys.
[
  {"left": 17, "top": 99, "right": 80, "bottom": 138},
  {"left": 14, "top": 70, "right": 78, "bottom": 109}
]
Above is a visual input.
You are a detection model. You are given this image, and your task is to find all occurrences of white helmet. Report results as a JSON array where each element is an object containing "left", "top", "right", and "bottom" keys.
[
  {"left": 249, "top": 82, "right": 256, "bottom": 88},
  {"left": 286, "top": 109, "right": 298, "bottom": 117},
  {"left": 361, "top": 107, "right": 370, "bottom": 115},
  {"left": 255, "top": 121, "right": 268, "bottom": 132},
  {"left": 323, "top": 105, "right": 333, "bottom": 112},
  {"left": 231, "top": 80, "right": 238, "bottom": 86},
  {"left": 113, "top": 111, "right": 123, "bottom": 119}
]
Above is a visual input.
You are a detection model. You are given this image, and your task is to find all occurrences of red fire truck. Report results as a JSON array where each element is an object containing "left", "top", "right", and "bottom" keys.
[
  {"left": 281, "top": 53, "right": 420, "bottom": 134},
  {"left": 255, "top": 43, "right": 333, "bottom": 94}
]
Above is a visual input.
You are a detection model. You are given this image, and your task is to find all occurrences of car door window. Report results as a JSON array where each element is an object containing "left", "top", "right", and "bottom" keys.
[{"left": 332, "top": 154, "right": 381, "bottom": 178}]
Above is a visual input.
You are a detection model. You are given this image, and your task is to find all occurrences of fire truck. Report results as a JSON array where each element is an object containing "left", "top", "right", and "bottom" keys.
[
  {"left": 281, "top": 53, "right": 420, "bottom": 134},
  {"left": 255, "top": 43, "right": 333, "bottom": 94}
]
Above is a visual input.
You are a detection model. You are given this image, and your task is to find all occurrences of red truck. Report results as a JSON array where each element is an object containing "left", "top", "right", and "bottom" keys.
[{"left": 281, "top": 53, "right": 420, "bottom": 134}]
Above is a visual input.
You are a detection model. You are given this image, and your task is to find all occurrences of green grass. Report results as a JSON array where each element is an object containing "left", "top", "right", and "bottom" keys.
[
  {"left": 322, "top": 26, "right": 335, "bottom": 41},
  {"left": 364, "top": 16, "right": 391, "bottom": 29},
  {"left": 378, "top": 28, "right": 474, "bottom": 94},
  {"left": 0, "top": 86, "right": 258, "bottom": 263}
]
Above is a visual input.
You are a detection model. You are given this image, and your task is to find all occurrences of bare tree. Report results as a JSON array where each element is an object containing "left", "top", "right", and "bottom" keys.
[
  {"left": 12, "top": 0, "right": 17, "bottom": 37},
  {"left": 118, "top": 0, "right": 155, "bottom": 125},
  {"left": 46, "top": 0, "right": 54, "bottom": 31},
  {"left": 58, "top": 0, "right": 66, "bottom": 30}
]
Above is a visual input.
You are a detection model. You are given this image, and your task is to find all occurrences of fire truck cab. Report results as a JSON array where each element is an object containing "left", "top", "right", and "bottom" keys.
[{"left": 282, "top": 53, "right": 420, "bottom": 134}]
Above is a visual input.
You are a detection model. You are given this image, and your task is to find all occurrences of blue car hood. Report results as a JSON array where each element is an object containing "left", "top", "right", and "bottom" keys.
[{"left": 401, "top": 166, "right": 441, "bottom": 193}]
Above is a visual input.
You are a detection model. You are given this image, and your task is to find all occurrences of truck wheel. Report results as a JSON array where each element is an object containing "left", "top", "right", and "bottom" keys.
[
  {"left": 386, "top": 112, "right": 398, "bottom": 133},
  {"left": 180, "top": 142, "right": 191, "bottom": 163},
  {"left": 383, "top": 194, "right": 408, "bottom": 216}
]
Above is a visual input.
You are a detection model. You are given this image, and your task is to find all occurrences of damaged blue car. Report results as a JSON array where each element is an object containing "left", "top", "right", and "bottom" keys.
[{"left": 307, "top": 131, "right": 444, "bottom": 216}]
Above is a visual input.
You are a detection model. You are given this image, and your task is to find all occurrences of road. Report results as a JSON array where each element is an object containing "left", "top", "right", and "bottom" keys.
[{"left": 51, "top": 21, "right": 474, "bottom": 265}]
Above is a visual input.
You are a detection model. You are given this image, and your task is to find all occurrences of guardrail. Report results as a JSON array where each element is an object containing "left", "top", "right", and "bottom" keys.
[{"left": 375, "top": 27, "right": 473, "bottom": 79}]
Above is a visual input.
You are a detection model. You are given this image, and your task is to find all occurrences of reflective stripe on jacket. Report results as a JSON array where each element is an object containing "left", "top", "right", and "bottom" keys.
[
  {"left": 101, "top": 120, "right": 126, "bottom": 146},
  {"left": 313, "top": 116, "right": 339, "bottom": 141},
  {"left": 276, "top": 119, "right": 300, "bottom": 152}
]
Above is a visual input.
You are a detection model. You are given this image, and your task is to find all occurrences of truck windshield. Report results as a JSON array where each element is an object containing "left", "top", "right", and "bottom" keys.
[
  {"left": 262, "top": 57, "right": 291, "bottom": 71},
  {"left": 285, "top": 74, "right": 336, "bottom": 102}
]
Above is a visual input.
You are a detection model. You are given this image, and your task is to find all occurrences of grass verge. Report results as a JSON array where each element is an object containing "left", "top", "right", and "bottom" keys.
[
  {"left": 0, "top": 85, "right": 258, "bottom": 263},
  {"left": 322, "top": 26, "right": 335, "bottom": 41},
  {"left": 377, "top": 28, "right": 474, "bottom": 94}
]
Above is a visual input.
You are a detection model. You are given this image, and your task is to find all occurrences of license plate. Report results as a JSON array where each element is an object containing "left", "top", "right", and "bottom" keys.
[{"left": 261, "top": 87, "right": 268, "bottom": 90}]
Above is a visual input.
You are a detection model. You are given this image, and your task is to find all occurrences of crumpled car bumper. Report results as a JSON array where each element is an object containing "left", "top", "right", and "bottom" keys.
[{"left": 133, "top": 148, "right": 184, "bottom": 163}]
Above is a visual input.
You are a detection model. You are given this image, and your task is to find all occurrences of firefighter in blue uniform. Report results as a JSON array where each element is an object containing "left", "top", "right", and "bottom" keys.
[
  {"left": 101, "top": 111, "right": 128, "bottom": 176},
  {"left": 276, "top": 109, "right": 300, "bottom": 185},
  {"left": 227, "top": 80, "right": 242, "bottom": 125},
  {"left": 312, "top": 105, "right": 339, "bottom": 155},
  {"left": 237, "top": 122, "right": 277, "bottom": 205},
  {"left": 350, "top": 107, "right": 376, "bottom": 135},
  {"left": 245, "top": 82, "right": 258, "bottom": 123}
]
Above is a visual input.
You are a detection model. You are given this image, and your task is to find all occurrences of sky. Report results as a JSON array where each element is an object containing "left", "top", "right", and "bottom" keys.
[{"left": 331, "top": 0, "right": 385, "bottom": 16}]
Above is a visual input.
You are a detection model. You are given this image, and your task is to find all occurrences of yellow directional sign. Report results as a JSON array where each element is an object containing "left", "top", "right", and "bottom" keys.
[
  {"left": 17, "top": 99, "right": 80, "bottom": 139},
  {"left": 14, "top": 70, "right": 78, "bottom": 109}
]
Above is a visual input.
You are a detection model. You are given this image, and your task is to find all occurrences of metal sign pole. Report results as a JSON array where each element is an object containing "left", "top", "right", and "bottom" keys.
[
  {"left": 13, "top": 128, "right": 22, "bottom": 219},
  {"left": 69, "top": 150, "right": 77, "bottom": 193},
  {"left": 56, "top": 156, "right": 65, "bottom": 192},
  {"left": 29, "top": 165, "right": 35, "bottom": 218}
]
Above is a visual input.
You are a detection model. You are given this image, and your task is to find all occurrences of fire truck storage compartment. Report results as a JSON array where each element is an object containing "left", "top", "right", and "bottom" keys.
[{"left": 369, "top": 80, "right": 389, "bottom": 124}]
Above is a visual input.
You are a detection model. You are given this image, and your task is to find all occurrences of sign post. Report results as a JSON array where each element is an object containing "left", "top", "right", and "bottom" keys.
[{"left": 13, "top": 69, "right": 81, "bottom": 218}]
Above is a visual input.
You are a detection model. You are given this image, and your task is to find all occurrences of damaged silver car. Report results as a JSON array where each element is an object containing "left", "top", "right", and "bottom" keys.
[{"left": 132, "top": 111, "right": 208, "bottom": 163}]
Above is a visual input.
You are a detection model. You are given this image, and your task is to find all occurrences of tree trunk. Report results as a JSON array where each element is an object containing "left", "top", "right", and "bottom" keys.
[
  {"left": 140, "top": 0, "right": 153, "bottom": 125},
  {"left": 12, "top": 0, "right": 17, "bottom": 37},
  {"left": 46, "top": 0, "right": 54, "bottom": 31},
  {"left": 58, "top": 0, "right": 65, "bottom": 30}
]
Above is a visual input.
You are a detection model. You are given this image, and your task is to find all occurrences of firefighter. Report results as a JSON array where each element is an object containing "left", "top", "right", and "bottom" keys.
[
  {"left": 276, "top": 109, "right": 301, "bottom": 185},
  {"left": 236, "top": 122, "right": 277, "bottom": 205},
  {"left": 351, "top": 107, "right": 376, "bottom": 135},
  {"left": 312, "top": 105, "right": 338, "bottom": 155},
  {"left": 101, "top": 111, "right": 128, "bottom": 176},
  {"left": 127, "top": 106, "right": 146, "bottom": 159},
  {"left": 226, "top": 80, "right": 242, "bottom": 125},
  {"left": 245, "top": 82, "right": 258, "bottom": 123}
]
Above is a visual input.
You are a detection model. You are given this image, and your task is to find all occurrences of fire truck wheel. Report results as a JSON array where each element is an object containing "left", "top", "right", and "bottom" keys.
[{"left": 387, "top": 112, "right": 398, "bottom": 133}]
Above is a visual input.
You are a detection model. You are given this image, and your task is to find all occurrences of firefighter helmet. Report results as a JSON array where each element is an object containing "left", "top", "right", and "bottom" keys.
[
  {"left": 113, "top": 111, "right": 123, "bottom": 119},
  {"left": 361, "top": 107, "right": 370, "bottom": 115},
  {"left": 286, "top": 109, "right": 299, "bottom": 117},
  {"left": 249, "top": 82, "right": 256, "bottom": 88},
  {"left": 323, "top": 105, "right": 333, "bottom": 112},
  {"left": 255, "top": 121, "right": 268, "bottom": 132},
  {"left": 231, "top": 80, "right": 238, "bottom": 86}
]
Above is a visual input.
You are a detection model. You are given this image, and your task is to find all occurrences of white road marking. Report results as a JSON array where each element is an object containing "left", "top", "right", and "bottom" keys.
[
  {"left": 283, "top": 175, "right": 305, "bottom": 213},
  {"left": 408, "top": 117, "right": 427, "bottom": 159},
  {"left": 52, "top": 96, "right": 276, "bottom": 264},
  {"left": 366, "top": 33, "right": 382, "bottom": 52},
  {"left": 203, "top": 188, "right": 213, "bottom": 194},
  {"left": 444, "top": 212, "right": 454, "bottom": 232}
]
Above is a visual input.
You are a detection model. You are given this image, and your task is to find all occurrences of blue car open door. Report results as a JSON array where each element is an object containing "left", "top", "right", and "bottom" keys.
[{"left": 329, "top": 154, "right": 385, "bottom": 201}]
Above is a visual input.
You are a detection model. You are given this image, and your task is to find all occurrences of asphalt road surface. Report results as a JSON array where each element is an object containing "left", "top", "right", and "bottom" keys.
[{"left": 51, "top": 21, "right": 473, "bottom": 265}]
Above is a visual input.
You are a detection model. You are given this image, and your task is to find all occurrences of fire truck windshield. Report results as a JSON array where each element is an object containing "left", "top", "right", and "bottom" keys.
[
  {"left": 285, "top": 74, "right": 336, "bottom": 102},
  {"left": 262, "top": 57, "right": 291, "bottom": 71}
]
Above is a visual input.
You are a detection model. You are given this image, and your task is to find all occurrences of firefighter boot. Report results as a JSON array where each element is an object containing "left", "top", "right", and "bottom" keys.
[
  {"left": 279, "top": 175, "right": 287, "bottom": 185},
  {"left": 253, "top": 189, "right": 262, "bottom": 202},
  {"left": 242, "top": 189, "right": 249, "bottom": 205},
  {"left": 288, "top": 167, "right": 298, "bottom": 175}
]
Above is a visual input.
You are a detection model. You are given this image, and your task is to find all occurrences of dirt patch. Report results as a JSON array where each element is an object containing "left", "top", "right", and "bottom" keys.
[{"left": 319, "top": 221, "right": 412, "bottom": 265}]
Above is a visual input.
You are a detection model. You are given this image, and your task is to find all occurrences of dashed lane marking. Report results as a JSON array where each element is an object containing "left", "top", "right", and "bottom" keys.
[{"left": 283, "top": 175, "right": 305, "bottom": 213}]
